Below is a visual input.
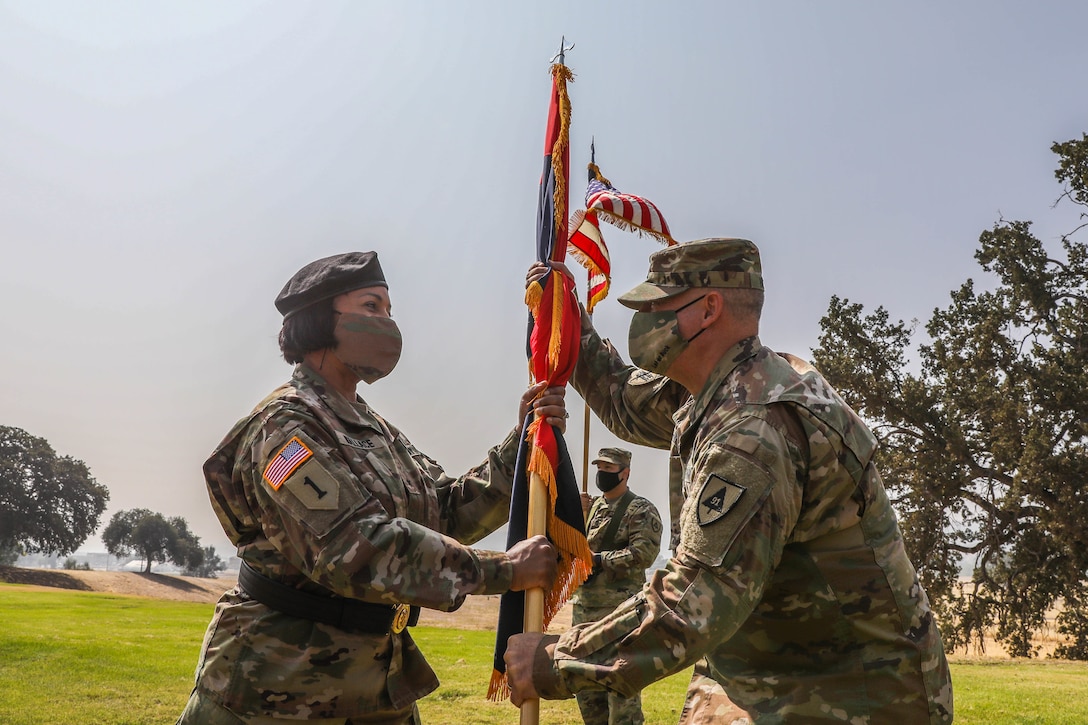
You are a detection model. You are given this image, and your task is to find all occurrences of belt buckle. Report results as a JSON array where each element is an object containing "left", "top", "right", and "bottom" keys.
[{"left": 391, "top": 604, "right": 411, "bottom": 634}]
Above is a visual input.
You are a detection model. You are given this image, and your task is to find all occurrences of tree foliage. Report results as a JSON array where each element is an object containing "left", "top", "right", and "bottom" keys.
[
  {"left": 102, "top": 508, "right": 204, "bottom": 574},
  {"left": 0, "top": 545, "right": 20, "bottom": 567},
  {"left": 812, "top": 135, "right": 1088, "bottom": 658},
  {"left": 183, "top": 545, "right": 227, "bottom": 579},
  {"left": 0, "top": 426, "right": 110, "bottom": 557}
]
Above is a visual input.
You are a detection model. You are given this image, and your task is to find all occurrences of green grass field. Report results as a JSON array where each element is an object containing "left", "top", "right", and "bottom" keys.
[{"left": 2, "top": 583, "right": 1086, "bottom": 724}]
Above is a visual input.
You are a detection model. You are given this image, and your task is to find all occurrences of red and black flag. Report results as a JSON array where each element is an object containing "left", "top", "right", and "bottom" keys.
[{"left": 488, "top": 57, "right": 593, "bottom": 702}]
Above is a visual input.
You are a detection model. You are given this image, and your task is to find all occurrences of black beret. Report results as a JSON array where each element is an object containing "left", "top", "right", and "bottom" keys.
[{"left": 275, "top": 251, "right": 387, "bottom": 317}]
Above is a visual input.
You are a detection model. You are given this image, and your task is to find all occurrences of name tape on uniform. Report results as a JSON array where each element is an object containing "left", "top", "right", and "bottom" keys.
[{"left": 336, "top": 431, "right": 377, "bottom": 450}]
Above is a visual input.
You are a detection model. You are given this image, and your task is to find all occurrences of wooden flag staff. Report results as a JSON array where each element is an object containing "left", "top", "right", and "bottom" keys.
[
  {"left": 521, "top": 37, "right": 576, "bottom": 724},
  {"left": 581, "top": 288, "right": 593, "bottom": 495},
  {"left": 521, "top": 468, "right": 549, "bottom": 724}
]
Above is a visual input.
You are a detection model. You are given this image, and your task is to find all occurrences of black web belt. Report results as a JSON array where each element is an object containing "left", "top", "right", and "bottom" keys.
[{"left": 238, "top": 561, "right": 419, "bottom": 635}]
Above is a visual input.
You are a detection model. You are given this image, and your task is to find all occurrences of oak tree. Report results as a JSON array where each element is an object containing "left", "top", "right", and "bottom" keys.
[
  {"left": 0, "top": 425, "right": 109, "bottom": 558},
  {"left": 102, "top": 508, "right": 204, "bottom": 574},
  {"left": 812, "top": 135, "right": 1088, "bottom": 658}
]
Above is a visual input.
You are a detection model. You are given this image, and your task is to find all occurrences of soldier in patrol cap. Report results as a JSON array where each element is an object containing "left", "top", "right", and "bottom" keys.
[
  {"left": 572, "top": 446, "right": 661, "bottom": 725},
  {"left": 507, "top": 239, "right": 954, "bottom": 723},
  {"left": 178, "top": 251, "right": 563, "bottom": 724}
]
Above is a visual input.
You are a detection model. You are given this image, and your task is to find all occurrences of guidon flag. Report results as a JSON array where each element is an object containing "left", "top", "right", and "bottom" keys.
[{"left": 488, "top": 57, "right": 593, "bottom": 702}]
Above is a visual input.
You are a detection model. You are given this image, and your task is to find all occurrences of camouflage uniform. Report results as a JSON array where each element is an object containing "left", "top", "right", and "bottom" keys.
[
  {"left": 180, "top": 364, "right": 520, "bottom": 722},
  {"left": 572, "top": 465, "right": 662, "bottom": 725},
  {"left": 531, "top": 239, "right": 953, "bottom": 723}
]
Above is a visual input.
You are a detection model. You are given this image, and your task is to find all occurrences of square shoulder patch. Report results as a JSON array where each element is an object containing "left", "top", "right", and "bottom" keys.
[
  {"left": 680, "top": 448, "right": 774, "bottom": 569},
  {"left": 282, "top": 458, "right": 340, "bottom": 510},
  {"left": 262, "top": 436, "right": 313, "bottom": 490}
]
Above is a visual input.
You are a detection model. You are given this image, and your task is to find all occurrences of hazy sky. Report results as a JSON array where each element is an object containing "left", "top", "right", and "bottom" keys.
[{"left": 2, "top": 1, "right": 1086, "bottom": 557}]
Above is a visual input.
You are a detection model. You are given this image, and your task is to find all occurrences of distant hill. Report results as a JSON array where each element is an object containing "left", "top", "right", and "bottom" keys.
[{"left": 0, "top": 565, "right": 233, "bottom": 603}]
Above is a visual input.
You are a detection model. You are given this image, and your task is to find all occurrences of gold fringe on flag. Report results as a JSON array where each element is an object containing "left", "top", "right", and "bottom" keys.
[
  {"left": 524, "top": 274, "right": 544, "bottom": 312},
  {"left": 488, "top": 663, "right": 510, "bottom": 701},
  {"left": 525, "top": 414, "right": 594, "bottom": 624},
  {"left": 551, "top": 63, "right": 574, "bottom": 254},
  {"left": 594, "top": 210, "right": 675, "bottom": 246},
  {"left": 524, "top": 270, "right": 568, "bottom": 372},
  {"left": 547, "top": 270, "right": 564, "bottom": 370}
]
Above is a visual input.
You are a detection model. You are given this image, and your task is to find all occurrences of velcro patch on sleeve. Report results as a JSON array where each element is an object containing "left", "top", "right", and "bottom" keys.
[
  {"left": 680, "top": 447, "right": 774, "bottom": 569},
  {"left": 262, "top": 436, "right": 313, "bottom": 490}
]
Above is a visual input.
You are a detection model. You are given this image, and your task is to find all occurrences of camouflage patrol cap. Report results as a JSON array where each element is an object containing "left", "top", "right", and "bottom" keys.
[
  {"left": 592, "top": 447, "right": 633, "bottom": 468},
  {"left": 617, "top": 238, "right": 763, "bottom": 309},
  {"left": 275, "top": 251, "right": 387, "bottom": 317}
]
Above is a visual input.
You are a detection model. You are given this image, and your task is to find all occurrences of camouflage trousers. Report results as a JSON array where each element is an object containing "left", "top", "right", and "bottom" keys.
[
  {"left": 575, "top": 688, "right": 645, "bottom": 725},
  {"left": 176, "top": 687, "right": 421, "bottom": 725},
  {"left": 572, "top": 602, "right": 645, "bottom": 725},
  {"left": 676, "top": 660, "right": 751, "bottom": 725}
]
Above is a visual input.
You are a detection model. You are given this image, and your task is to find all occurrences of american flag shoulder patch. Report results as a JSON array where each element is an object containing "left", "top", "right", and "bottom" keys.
[{"left": 263, "top": 436, "right": 314, "bottom": 490}]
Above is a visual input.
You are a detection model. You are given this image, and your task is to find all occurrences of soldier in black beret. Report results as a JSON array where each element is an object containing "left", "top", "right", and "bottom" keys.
[
  {"left": 275, "top": 252, "right": 400, "bottom": 384},
  {"left": 275, "top": 251, "right": 388, "bottom": 318},
  {"left": 179, "top": 251, "right": 567, "bottom": 724}
]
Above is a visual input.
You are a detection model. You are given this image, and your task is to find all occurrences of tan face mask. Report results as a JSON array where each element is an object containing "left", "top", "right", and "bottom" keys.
[
  {"left": 332, "top": 313, "right": 402, "bottom": 383},
  {"left": 627, "top": 294, "right": 708, "bottom": 374}
]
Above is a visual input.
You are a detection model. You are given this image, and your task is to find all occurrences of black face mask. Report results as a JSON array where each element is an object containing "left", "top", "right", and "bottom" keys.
[{"left": 595, "top": 470, "right": 623, "bottom": 493}]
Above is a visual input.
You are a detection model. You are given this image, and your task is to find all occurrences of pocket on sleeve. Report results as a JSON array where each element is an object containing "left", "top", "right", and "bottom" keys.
[
  {"left": 678, "top": 447, "right": 775, "bottom": 569},
  {"left": 567, "top": 598, "right": 646, "bottom": 659},
  {"left": 257, "top": 429, "right": 369, "bottom": 539}
]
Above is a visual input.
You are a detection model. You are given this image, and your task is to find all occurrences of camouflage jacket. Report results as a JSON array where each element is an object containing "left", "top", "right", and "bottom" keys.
[
  {"left": 537, "top": 311, "right": 953, "bottom": 723},
  {"left": 193, "top": 364, "right": 520, "bottom": 718},
  {"left": 573, "top": 491, "right": 662, "bottom": 609}
]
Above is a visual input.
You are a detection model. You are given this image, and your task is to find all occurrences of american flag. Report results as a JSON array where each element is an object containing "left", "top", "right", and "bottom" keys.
[
  {"left": 586, "top": 162, "right": 675, "bottom": 245},
  {"left": 566, "top": 157, "right": 675, "bottom": 314},
  {"left": 262, "top": 437, "right": 312, "bottom": 490}
]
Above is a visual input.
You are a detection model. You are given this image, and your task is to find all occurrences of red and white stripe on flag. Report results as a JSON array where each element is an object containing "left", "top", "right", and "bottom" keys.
[
  {"left": 588, "top": 188, "right": 673, "bottom": 242},
  {"left": 567, "top": 209, "right": 611, "bottom": 313}
]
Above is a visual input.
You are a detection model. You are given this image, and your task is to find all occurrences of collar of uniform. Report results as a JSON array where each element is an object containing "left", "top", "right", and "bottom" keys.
[
  {"left": 687, "top": 335, "right": 762, "bottom": 428},
  {"left": 293, "top": 363, "right": 386, "bottom": 431},
  {"left": 598, "top": 489, "right": 634, "bottom": 509}
]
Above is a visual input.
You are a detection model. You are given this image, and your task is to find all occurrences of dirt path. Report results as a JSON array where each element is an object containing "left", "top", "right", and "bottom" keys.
[
  {"left": 0, "top": 565, "right": 234, "bottom": 603},
  {"left": 0, "top": 566, "right": 573, "bottom": 632}
]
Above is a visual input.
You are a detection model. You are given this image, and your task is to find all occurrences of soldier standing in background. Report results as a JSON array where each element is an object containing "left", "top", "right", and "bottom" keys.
[
  {"left": 573, "top": 446, "right": 662, "bottom": 725},
  {"left": 177, "top": 251, "right": 562, "bottom": 725},
  {"left": 506, "top": 239, "right": 954, "bottom": 723}
]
